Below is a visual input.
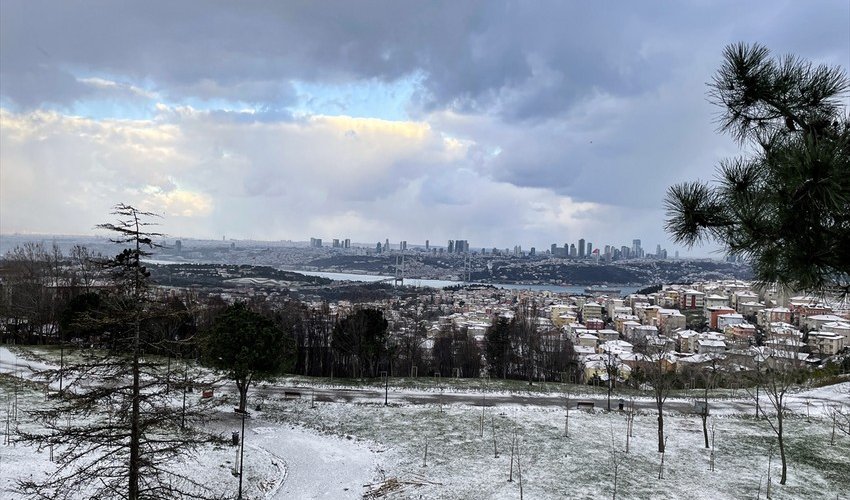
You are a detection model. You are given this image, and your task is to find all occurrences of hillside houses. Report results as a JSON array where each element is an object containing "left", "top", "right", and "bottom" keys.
[
  {"left": 377, "top": 278, "right": 849, "bottom": 385},
  {"left": 547, "top": 280, "right": 849, "bottom": 383}
]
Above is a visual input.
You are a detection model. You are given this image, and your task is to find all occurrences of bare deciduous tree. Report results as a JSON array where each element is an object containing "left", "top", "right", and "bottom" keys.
[
  {"left": 636, "top": 335, "right": 675, "bottom": 453},
  {"left": 747, "top": 347, "right": 805, "bottom": 486}
]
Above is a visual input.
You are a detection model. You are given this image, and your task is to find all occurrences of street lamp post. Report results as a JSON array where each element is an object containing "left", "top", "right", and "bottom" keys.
[
  {"left": 755, "top": 355, "right": 762, "bottom": 419},
  {"left": 237, "top": 408, "right": 247, "bottom": 499}
]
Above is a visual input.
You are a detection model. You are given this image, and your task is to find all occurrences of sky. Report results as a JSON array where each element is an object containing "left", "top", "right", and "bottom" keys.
[{"left": 1, "top": 1, "right": 848, "bottom": 256}]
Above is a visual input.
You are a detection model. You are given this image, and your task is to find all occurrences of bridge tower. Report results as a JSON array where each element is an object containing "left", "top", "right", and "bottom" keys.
[{"left": 394, "top": 252, "right": 405, "bottom": 286}]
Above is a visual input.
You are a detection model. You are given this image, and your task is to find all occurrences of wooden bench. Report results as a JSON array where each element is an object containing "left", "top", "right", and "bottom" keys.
[
  {"left": 283, "top": 390, "right": 302, "bottom": 400},
  {"left": 576, "top": 401, "right": 595, "bottom": 410}
]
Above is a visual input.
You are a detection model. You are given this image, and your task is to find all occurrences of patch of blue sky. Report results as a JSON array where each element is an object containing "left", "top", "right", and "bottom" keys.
[
  {"left": 67, "top": 98, "right": 157, "bottom": 121},
  {"left": 64, "top": 93, "right": 292, "bottom": 123},
  {"left": 175, "top": 97, "right": 294, "bottom": 122},
  {"left": 58, "top": 69, "right": 160, "bottom": 120},
  {"left": 179, "top": 96, "right": 256, "bottom": 113},
  {"left": 68, "top": 69, "right": 258, "bottom": 120},
  {"left": 0, "top": 96, "right": 20, "bottom": 112},
  {"left": 290, "top": 73, "right": 422, "bottom": 121}
]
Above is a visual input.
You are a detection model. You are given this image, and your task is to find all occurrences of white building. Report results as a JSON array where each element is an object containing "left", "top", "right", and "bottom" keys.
[
  {"left": 717, "top": 313, "right": 745, "bottom": 331},
  {"left": 807, "top": 331, "right": 845, "bottom": 356},
  {"left": 697, "top": 337, "right": 727, "bottom": 355},
  {"left": 803, "top": 314, "right": 848, "bottom": 331},
  {"left": 822, "top": 321, "right": 850, "bottom": 343}
]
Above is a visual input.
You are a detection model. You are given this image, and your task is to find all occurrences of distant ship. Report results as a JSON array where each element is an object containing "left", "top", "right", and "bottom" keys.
[{"left": 584, "top": 286, "right": 621, "bottom": 296}]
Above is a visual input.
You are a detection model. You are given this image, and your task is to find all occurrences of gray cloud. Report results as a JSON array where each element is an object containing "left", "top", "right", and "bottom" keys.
[
  {"left": 1, "top": 0, "right": 848, "bottom": 254},
  {"left": 5, "top": 1, "right": 844, "bottom": 113}
]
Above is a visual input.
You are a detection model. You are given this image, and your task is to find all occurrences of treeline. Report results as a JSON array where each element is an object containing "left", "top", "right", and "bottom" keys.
[{"left": 1, "top": 243, "right": 579, "bottom": 382}]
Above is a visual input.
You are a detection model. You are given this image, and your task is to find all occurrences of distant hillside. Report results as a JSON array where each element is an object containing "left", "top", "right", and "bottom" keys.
[
  {"left": 149, "top": 263, "right": 331, "bottom": 289},
  {"left": 303, "top": 254, "right": 751, "bottom": 286}
]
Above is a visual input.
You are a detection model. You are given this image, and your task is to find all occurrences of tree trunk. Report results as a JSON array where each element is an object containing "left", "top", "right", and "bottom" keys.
[
  {"left": 237, "top": 382, "right": 248, "bottom": 412},
  {"left": 129, "top": 230, "right": 142, "bottom": 500},
  {"left": 129, "top": 319, "right": 141, "bottom": 499},
  {"left": 657, "top": 406, "right": 665, "bottom": 453},
  {"left": 778, "top": 414, "right": 787, "bottom": 485},
  {"left": 702, "top": 414, "right": 709, "bottom": 449}
]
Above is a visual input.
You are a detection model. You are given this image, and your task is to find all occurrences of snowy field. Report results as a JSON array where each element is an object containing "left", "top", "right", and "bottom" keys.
[
  {"left": 259, "top": 388, "right": 850, "bottom": 499},
  {"left": 1, "top": 346, "right": 849, "bottom": 499}
]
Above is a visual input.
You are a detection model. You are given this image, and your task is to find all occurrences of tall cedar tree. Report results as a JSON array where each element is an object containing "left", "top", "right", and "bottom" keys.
[{"left": 18, "top": 203, "right": 221, "bottom": 500}]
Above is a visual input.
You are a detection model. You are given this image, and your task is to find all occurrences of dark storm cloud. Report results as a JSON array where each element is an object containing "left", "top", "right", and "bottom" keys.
[{"left": 3, "top": 1, "right": 845, "bottom": 119}]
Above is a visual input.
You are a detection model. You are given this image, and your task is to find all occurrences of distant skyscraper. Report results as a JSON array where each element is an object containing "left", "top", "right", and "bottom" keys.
[
  {"left": 448, "top": 240, "right": 454, "bottom": 253},
  {"left": 344, "top": 238, "right": 350, "bottom": 248},
  {"left": 400, "top": 240, "right": 407, "bottom": 251},
  {"left": 376, "top": 242, "right": 382, "bottom": 253},
  {"left": 578, "top": 238, "right": 586, "bottom": 258},
  {"left": 632, "top": 239, "right": 642, "bottom": 258},
  {"left": 175, "top": 240, "right": 182, "bottom": 253},
  {"left": 529, "top": 247, "right": 536, "bottom": 256},
  {"left": 551, "top": 243, "right": 557, "bottom": 255},
  {"left": 332, "top": 238, "right": 340, "bottom": 248},
  {"left": 310, "top": 237, "right": 323, "bottom": 248},
  {"left": 569, "top": 244, "right": 577, "bottom": 257},
  {"left": 425, "top": 239, "right": 429, "bottom": 251},
  {"left": 586, "top": 242, "right": 592, "bottom": 256}
]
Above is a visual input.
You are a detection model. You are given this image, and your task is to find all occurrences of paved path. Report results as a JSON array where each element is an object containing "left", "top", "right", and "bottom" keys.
[
  {"left": 254, "top": 385, "right": 759, "bottom": 414},
  {"left": 248, "top": 419, "right": 377, "bottom": 499}
]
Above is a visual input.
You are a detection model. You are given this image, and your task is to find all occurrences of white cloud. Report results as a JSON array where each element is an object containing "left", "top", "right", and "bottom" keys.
[
  {"left": 0, "top": 107, "right": 619, "bottom": 249},
  {"left": 77, "top": 77, "right": 158, "bottom": 100}
]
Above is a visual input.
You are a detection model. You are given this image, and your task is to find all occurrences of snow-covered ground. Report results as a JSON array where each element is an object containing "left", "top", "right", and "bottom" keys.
[
  {"left": 0, "top": 347, "right": 383, "bottom": 499},
  {"left": 2, "top": 346, "right": 848, "bottom": 499},
  {"left": 0, "top": 388, "right": 382, "bottom": 499},
  {"left": 260, "top": 390, "right": 850, "bottom": 499}
]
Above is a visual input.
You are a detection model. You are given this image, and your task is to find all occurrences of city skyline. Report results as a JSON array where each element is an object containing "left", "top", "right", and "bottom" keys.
[
  {"left": 1, "top": 2, "right": 848, "bottom": 259},
  {"left": 266, "top": 233, "right": 676, "bottom": 260}
]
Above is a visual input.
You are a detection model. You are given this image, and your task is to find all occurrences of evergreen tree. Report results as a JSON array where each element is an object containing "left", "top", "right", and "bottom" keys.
[
  {"left": 665, "top": 43, "right": 849, "bottom": 295},
  {"left": 202, "top": 301, "right": 294, "bottom": 412},
  {"left": 332, "top": 308, "right": 389, "bottom": 378},
  {"left": 19, "top": 204, "right": 220, "bottom": 500},
  {"left": 485, "top": 316, "right": 512, "bottom": 379}
]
